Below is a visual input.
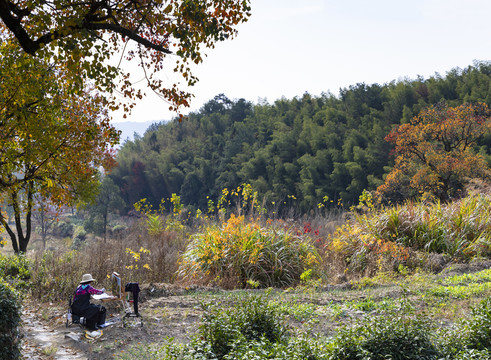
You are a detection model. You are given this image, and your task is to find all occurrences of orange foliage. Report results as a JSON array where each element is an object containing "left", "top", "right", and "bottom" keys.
[
  {"left": 327, "top": 223, "right": 410, "bottom": 275},
  {"left": 377, "top": 102, "right": 491, "bottom": 202}
]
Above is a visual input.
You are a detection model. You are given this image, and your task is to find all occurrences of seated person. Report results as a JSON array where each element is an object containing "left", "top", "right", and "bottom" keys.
[{"left": 71, "top": 273, "right": 106, "bottom": 330}]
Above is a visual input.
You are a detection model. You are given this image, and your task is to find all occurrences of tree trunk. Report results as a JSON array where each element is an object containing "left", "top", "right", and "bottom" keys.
[
  {"left": 103, "top": 213, "right": 107, "bottom": 242},
  {"left": 438, "top": 176, "right": 451, "bottom": 203},
  {"left": 9, "top": 184, "right": 33, "bottom": 253},
  {"left": 0, "top": 214, "right": 19, "bottom": 253},
  {"left": 39, "top": 203, "right": 48, "bottom": 250}
]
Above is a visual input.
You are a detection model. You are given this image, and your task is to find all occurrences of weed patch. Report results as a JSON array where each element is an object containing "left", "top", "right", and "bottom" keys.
[{"left": 178, "top": 215, "right": 320, "bottom": 288}]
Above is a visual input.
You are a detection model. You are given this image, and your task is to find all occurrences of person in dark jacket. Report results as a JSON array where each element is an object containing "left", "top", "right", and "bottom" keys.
[{"left": 71, "top": 274, "right": 106, "bottom": 330}]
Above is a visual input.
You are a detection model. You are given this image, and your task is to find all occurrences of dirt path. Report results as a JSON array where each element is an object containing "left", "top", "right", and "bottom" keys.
[
  {"left": 21, "top": 305, "right": 87, "bottom": 359},
  {"left": 19, "top": 288, "right": 203, "bottom": 360}
]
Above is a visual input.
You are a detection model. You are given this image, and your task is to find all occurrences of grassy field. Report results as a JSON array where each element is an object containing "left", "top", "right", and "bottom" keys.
[
  {"left": 116, "top": 263, "right": 491, "bottom": 359},
  {"left": 14, "top": 262, "right": 491, "bottom": 359},
  {"left": 2, "top": 190, "right": 491, "bottom": 358}
]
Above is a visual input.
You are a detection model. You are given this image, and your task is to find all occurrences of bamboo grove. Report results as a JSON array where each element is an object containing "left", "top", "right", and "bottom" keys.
[{"left": 110, "top": 62, "right": 491, "bottom": 214}]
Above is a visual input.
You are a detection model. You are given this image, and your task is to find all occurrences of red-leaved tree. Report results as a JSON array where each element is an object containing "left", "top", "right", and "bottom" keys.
[{"left": 376, "top": 102, "right": 491, "bottom": 203}]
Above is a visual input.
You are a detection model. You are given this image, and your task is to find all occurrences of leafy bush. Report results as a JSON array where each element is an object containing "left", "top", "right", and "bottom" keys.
[
  {"left": 0, "top": 280, "right": 21, "bottom": 360},
  {"left": 199, "top": 294, "right": 288, "bottom": 358},
  {"left": 328, "top": 311, "right": 441, "bottom": 359},
  {"left": 71, "top": 225, "right": 87, "bottom": 250},
  {"left": 235, "top": 295, "right": 287, "bottom": 343},
  {"left": 451, "top": 348, "right": 491, "bottom": 359},
  {"left": 178, "top": 215, "right": 320, "bottom": 288},
  {"left": 150, "top": 294, "right": 290, "bottom": 360},
  {"left": 198, "top": 304, "right": 241, "bottom": 358},
  {"left": 0, "top": 253, "right": 31, "bottom": 282},
  {"left": 51, "top": 220, "right": 74, "bottom": 238},
  {"left": 442, "top": 297, "right": 491, "bottom": 355},
  {"left": 223, "top": 335, "right": 326, "bottom": 360},
  {"left": 155, "top": 336, "right": 325, "bottom": 360}
]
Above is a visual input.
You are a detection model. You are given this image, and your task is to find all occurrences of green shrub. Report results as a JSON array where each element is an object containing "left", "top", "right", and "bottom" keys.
[
  {"left": 153, "top": 294, "right": 289, "bottom": 360},
  {"left": 199, "top": 294, "right": 288, "bottom": 358},
  {"left": 51, "top": 220, "right": 74, "bottom": 238},
  {"left": 71, "top": 225, "right": 87, "bottom": 250},
  {"left": 0, "top": 253, "right": 31, "bottom": 281},
  {"left": 156, "top": 339, "right": 216, "bottom": 360},
  {"left": 198, "top": 305, "right": 242, "bottom": 358},
  {"left": 451, "top": 348, "right": 491, "bottom": 359},
  {"left": 156, "top": 336, "right": 325, "bottom": 360},
  {"left": 234, "top": 295, "right": 287, "bottom": 343},
  {"left": 223, "top": 335, "right": 326, "bottom": 360},
  {"left": 0, "top": 280, "right": 21, "bottom": 360},
  {"left": 179, "top": 214, "right": 320, "bottom": 288},
  {"left": 328, "top": 311, "right": 441, "bottom": 359},
  {"left": 443, "top": 297, "right": 491, "bottom": 355}
]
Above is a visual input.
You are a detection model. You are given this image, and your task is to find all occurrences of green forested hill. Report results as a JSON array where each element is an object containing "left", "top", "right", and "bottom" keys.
[{"left": 110, "top": 62, "right": 491, "bottom": 213}]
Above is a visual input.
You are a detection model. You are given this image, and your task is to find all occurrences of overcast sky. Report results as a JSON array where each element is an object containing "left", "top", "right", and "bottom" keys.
[{"left": 111, "top": 0, "right": 491, "bottom": 123}]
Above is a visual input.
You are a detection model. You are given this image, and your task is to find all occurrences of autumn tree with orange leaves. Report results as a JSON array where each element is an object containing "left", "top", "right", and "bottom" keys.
[
  {"left": 376, "top": 102, "right": 491, "bottom": 203},
  {"left": 0, "top": 0, "right": 251, "bottom": 115},
  {"left": 0, "top": 40, "right": 120, "bottom": 253}
]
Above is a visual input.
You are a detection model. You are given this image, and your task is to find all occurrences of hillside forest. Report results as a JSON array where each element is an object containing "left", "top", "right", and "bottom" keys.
[{"left": 111, "top": 61, "right": 491, "bottom": 214}]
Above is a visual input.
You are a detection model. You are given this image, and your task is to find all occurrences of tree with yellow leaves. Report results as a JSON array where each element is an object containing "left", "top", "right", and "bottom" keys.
[{"left": 0, "top": 39, "right": 119, "bottom": 253}]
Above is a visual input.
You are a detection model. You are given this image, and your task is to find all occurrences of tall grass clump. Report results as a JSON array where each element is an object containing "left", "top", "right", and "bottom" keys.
[
  {"left": 178, "top": 214, "right": 320, "bottom": 288},
  {"left": 327, "top": 193, "right": 491, "bottom": 277},
  {"left": 373, "top": 194, "right": 491, "bottom": 258},
  {"left": 29, "top": 250, "right": 81, "bottom": 302},
  {"left": 327, "top": 221, "right": 411, "bottom": 277}
]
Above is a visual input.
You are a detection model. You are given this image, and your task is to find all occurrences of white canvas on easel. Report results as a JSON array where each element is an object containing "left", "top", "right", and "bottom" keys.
[{"left": 92, "top": 293, "right": 116, "bottom": 300}]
